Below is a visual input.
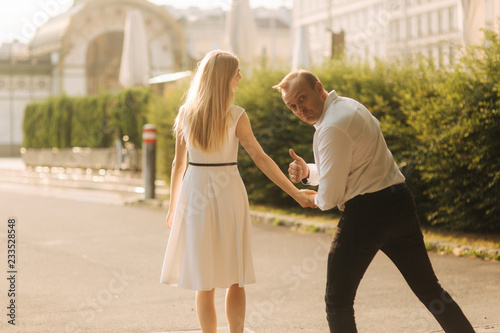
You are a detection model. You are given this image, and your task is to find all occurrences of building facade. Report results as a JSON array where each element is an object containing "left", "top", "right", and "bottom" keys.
[
  {"left": 0, "top": 0, "right": 184, "bottom": 156},
  {"left": 167, "top": 6, "right": 292, "bottom": 68},
  {"left": 292, "top": 0, "right": 500, "bottom": 68},
  {"left": 0, "top": 43, "right": 52, "bottom": 156}
]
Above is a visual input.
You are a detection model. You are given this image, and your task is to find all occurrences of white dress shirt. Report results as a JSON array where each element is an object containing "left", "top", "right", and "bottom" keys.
[{"left": 304, "top": 91, "right": 405, "bottom": 211}]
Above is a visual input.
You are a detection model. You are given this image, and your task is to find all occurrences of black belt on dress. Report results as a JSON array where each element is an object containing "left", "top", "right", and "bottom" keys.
[{"left": 189, "top": 162, "right": 238, "bottom": 167}]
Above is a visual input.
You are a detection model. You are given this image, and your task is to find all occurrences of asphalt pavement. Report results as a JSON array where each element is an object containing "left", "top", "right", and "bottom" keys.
[{"left": 0, "top": 158, "right": 499, "bottom": 332}]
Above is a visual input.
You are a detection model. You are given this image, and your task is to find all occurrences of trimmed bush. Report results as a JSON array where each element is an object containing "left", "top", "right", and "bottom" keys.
[
  {"left": 146, "top": 82, "right": 188, "bottom": 180},
  {"left": 23, "top": 88, "right": 151, "bottom": 150},
  {"left": 112, "top": 88, "right": 150, "bottom": 148},
  {"left": 52, "top": 95, "right": 74, "bottom": 148},
  {"left": 235, "top": 67, "right": 315, "bottom": 206},
  {"left": 410, "top": 29, "right": 500, "bottom": 232}
]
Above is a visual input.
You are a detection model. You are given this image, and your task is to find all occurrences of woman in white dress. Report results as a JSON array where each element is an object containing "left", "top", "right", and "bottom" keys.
[{"left": 161, "top": 50, "right": 316, "bottom": 333}]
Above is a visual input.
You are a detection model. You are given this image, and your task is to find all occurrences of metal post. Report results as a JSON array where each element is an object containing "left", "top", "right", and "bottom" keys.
[{"left": 142, "top": 124, "right": 156, "bottom": 199}]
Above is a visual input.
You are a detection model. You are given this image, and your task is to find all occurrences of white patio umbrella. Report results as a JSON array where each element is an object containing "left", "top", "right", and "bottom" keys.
[
  {"left": 292, "top": 26, "right": 309, "bottom": 70},
  {"left": 460, "top": 0, "right": 481, "bottom": 45},
  {"left": 292, "top": 25, "right": 310, "bottom": 70},
  {"left": 225, "top": 0, "right": 259, "bottom": 67},
  {"left": 119, "top": 9, "right": 150, "bottom": 88}
]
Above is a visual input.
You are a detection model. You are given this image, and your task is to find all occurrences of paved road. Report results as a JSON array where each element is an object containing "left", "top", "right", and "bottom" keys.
[
  {"left": 0, "top": 159, "right": 499, "bottom": 332},
  {"left": 1, "top": 190, "right": 499, "bottom": 333}
]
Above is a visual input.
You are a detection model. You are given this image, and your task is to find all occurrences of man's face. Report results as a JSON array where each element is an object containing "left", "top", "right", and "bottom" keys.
[{"left": 282, "top": 78, "right": 325, "bottom": 125}]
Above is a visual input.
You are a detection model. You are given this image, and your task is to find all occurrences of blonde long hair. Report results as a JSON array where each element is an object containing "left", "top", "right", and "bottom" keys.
[{"left": 174, "top": 50, "right": 239, "bottom": 152}]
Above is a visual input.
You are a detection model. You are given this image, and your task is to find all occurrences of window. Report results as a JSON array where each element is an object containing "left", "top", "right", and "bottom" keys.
[
  {"left": 430, "top": 11, "right": 438, "bottom": 35},
  {"left": 406, "top": 18, "right": 412, "bottom": 39},
  {"left": 432, "top": 45, "right": 439, "bottom": 67},
  {"left": 412, "top": 15, "right": 418, "bottom": 38},
  {"left": 332, "top": 17, "right": 340, "bottom": 32},
  {"left": 341, "top": 14, "right": 348, "bottom": 31},
  {"left": 438, "top": 44, "right": 443, "bottom": 68},
  {"left": 391, "top": 20, "right": 399, "bottom": 41},
  {"left": 441, "top": 8, "right": 449, "bottom": 33},
  {"left": 438, "top": 9, "right": 443, "bottom": 33},
  {"left": 353, "top": 11, "right": 358, "bottom": 30},
  {"left": 421, "top": 12, "right": 428, "bottom": 36},
  {"left": 418, "top": 14, "right": 422, "bottom": 37},
  {"left": 486, "top": 0, "right": 492, "bottom": 26},
  {"left": 449, "top": 6, "right": 457, "bottom": 31},
  {"left": 400, "top": 19, "right": 406, "bottom": 41},
  {"left": 387, "top": 0, "right": 399, "bottom": 12}
]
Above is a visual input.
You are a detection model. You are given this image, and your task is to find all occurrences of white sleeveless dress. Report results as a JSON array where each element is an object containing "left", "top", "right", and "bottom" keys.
[{"left": 160, "top": 106, "right": 256, "bottom": 291}]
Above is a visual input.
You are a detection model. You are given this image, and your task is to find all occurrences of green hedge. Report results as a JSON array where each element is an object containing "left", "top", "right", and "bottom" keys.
[
  {"left": 23, "top": 88, "right": 150, "bottom": 149},
  {"left": 111, "top": 89, "right": 150, "bottom": 149},
  {"left": 235, "top": 68, "right": 315, "bottom": 206},
  {"left": 408, "top": 29, "right": 500, "bottom": 232},
  {"left": 146, "top": 83, "right": 188, "bottom": 179},
  {"left": 22, "top": 27, "right": 500, "bottom": 232}
]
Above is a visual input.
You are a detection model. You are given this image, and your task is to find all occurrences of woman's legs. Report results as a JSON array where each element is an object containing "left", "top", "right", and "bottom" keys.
[
  {"left": 196, "top": 288, "right": 217, "bottom": 333},
  {"left": 226, "top": 284, "right": 246, "bottom": 333},
  {"left": 196, "top": 285, "right": 246, "bottom": 333}
]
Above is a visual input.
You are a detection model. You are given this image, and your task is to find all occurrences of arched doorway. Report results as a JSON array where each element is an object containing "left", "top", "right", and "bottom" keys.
[{"left": 86, "top": 31, "right": 124, "bottom": 95}]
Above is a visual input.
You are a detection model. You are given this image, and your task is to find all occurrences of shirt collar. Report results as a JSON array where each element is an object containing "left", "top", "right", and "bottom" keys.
[{"left": 314, "top": 90, "right": 338, "bottom": 129}]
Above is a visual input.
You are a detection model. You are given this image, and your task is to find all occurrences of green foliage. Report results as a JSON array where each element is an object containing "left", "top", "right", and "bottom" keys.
[
  {"left": 52, "top": 96, "right": 74, "bottom": 148},
  {"left": 22, "top": 88, "right": 152, "bottom": 149},
  {"left": 235, "top": 67, "right": 315, "bottom": 206},
  {"left": 22, "top": 103, "right": 41, "bottom": 149},
  {"left": 146, "top": 82, "right": 188, "bottom": 178},
  {"left": 40, "top": 98, "right": 54, "bottom": 148},
  {"left": 377, "top": 59, "right": 443, "bottom": 222},
  {"left": 410, "top": 29, "right": 500, "bottom": 232},
  {"left": 112, "top": 88, "right": 150, "bottom": 148},
  {"left": 71, "top": 96, "right": 106, "bottom": 148}
]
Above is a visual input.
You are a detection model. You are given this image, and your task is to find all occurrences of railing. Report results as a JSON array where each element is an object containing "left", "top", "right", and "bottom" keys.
[{"left": 21, "top": 147, "right": 141, "bottom": 171}]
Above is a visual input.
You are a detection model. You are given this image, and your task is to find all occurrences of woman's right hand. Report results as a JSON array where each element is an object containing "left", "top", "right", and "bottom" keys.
[{"left": 296, "top": 189, "right": 317, "bottom": 208}]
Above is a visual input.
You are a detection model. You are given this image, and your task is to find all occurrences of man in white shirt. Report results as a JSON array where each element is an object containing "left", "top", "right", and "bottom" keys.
[{"left": 273, "top": 70, "right": 475, "bottom": 333}]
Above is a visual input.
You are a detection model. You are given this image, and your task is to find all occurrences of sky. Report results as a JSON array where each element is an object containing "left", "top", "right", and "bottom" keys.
[{"left": 0, "top": 0, "right": 292, "bottom": 45}]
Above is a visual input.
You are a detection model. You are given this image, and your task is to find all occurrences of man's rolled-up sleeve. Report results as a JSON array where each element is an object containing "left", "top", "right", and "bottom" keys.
[
  {"left": 302, "top": 163, "right": 319, "bottom": 186},
  {"left": 314, "top": 127, "right": 353, "bottom": 211}
]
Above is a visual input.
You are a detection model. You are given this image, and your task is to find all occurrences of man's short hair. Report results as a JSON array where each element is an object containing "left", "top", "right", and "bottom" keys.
[{"left": 272, "top": 70, "right": 320, "bottom": 93}]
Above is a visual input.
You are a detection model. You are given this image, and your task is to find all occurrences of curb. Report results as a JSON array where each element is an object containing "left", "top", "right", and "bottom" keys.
[
  {"left": 249, "top": 210, "right": 337, "bottom": 233},
  {"left": 425, "top": 240, "right": 500, "bottom": 261},
  {"left": 251, "top": 210, "right": 500, "bottom": 261}
]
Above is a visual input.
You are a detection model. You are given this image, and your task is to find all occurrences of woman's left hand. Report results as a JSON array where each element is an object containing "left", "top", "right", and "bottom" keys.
[
  {"left": 296, "top": 189, "right": 317, "bottom": 208},
  {"left": 166, "top": 212, "right": 174, "bottom": 229}
]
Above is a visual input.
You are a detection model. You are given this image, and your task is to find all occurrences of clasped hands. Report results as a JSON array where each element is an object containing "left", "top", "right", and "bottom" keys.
[{"left": 289, "top": 148, "right": 317, "bottom": 209}]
